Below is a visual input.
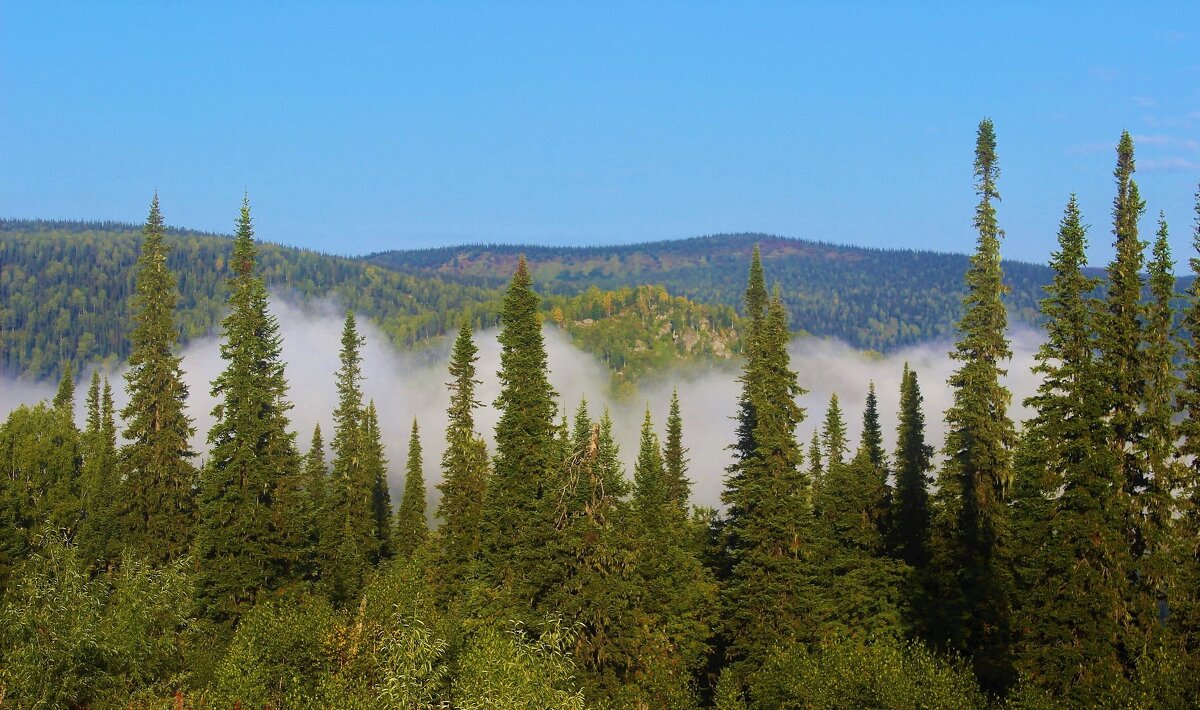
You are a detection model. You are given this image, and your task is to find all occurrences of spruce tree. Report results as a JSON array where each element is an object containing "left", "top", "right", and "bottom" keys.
[
  {"left": 1176, "top": 183, "right": 1200, "bottom": 651},
  {"left": 119, "top": 194, "right": 197, "bottom": 564},
  {"left": 861, "top": 381, "right": 887, "bottom": 471},
  {"left": 394, "top": 419, "right": 428, "bottom": 560},
  {"left": 814, "top": 446, "right": 910, "bottom": 641},
  {"left": 662, "top": 388, "right": 691, "bottom": 514},
  {"left": 1140, "top": 214, "right": 1180, "bottom": 616},
  {"left": 481, "top": 256, "right": 558, "bottom": 610},
  {"left": 363, "top": 401, "right": 393, "bottom": 561},
  {"left": 1011, "top": 195, "right": 1130, "bottom": 703},
  {"left": 77, "top": 372, "right": 121, "bottom": 570},
  {"left": 721, "top": 286, "right": 815, "bottom": 673},
  {"left": 889, "top": 364, "right": 933, "bottom": 569},
  {"left": 325, "top": 311, "right": 373, "bottom": 602},
  {"left": 298, "top": 424, "right": 328, "bottom": 582},
  {"left": 821, "top": 393, "right": 848, "bottom": 470},
  {"left": 194, "top": 197, "right": 301, "bottom": 621},
  {"left": 807, "top": 430, "right": 823, "bottom": 509},
  {"left": 53, "top": 361, "right": 75, "bottom": 419},
  {"left": 726, "top": 246, "right": 770, "bottom": 521},
  {"left": 930, "top": 119, "right": 1017, "bottom": 691},
  {"left": 630, "top": 406, "right": 714, "bottom": 706},
  {"left": 435, "top": 321, "right": 489, "bottom": 599}
]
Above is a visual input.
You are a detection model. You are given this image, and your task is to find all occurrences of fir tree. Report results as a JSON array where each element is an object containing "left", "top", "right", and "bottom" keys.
[
  {"left": 482, "top": 257, "right": 558, "bottom": 610},
  {"left": 930, "top": 119, "right": 1017, "bottom": 691},
  {"left": 394, "top": 419, "right": 428, "bottom": 560},
  {"left": 194, "top": 196, "right": 301, "bottom": 622},
  {"left": 889, "top": 364, "right": 933, "bottom": 569},
  {"left": 435, "top": 321, "right": 490, "bottom": 599},
  {"left": 1011, "top": 194, "right": 1131, "bottom": 703},
  {"left": 118, "top": 194, "right": 197, "bottom": 564}
]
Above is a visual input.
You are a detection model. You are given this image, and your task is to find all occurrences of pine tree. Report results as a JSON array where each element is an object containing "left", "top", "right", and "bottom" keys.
[
  {"left": 889, "top": 364, "right": 933, "bottom": 568},
  {"left": 1011, "top": 194, "right": 1130, "bottom": 703},
  {"left": 435, "top": 321, "right": 490, "bottom": 600},
  {"left": 194, "top": 197, "right": 302, "bottom": 622},
  {"left": 118, "top": 194, "right": 197, "bottom": 564},
  {"left": 482, "top": 256, "right": 558, "bottom": 610},
  {"left": 662, "top": 388, "right": 691, "bottom": 515},
  {"left": 721, "top": 286, "right": 815, "bottom": 673},
  {"left": 821, "top": 393, "right": 848, "bottom": 470},
  {"left": 325, "top": 311, "right": 373, "bottom": 603},
  {"left": 929, "top": 119, "right": 1017, "bottom": 691},
  {"left": 394, "top": 419, "right": 428, "bottom": 560},
  {"left": 363, "top": 401, "right": 393, "bottom": 561}
]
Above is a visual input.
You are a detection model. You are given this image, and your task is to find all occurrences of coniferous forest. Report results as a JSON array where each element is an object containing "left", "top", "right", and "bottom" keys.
[{"left": 3, "top": 123, "right": 1200, "bottom": 709}]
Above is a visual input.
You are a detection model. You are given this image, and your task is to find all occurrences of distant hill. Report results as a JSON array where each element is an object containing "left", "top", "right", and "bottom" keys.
[
  {"left": 365, "top": 234, "right": 1060, "bottom": 352},
  {"left": 0, "top": 220, "right": 740, "bottom": 389}
]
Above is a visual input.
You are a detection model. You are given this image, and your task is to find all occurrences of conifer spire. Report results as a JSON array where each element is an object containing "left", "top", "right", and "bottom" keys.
[
  {"left": 119, "top": 193, "right": 197, "bottom": 564},
  {"left": 395, "top": 418, "right": 428, "bottom": 560}
]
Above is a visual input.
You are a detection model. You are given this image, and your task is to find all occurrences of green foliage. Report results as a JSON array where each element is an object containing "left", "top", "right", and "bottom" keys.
[
  {"left": 452, "top": 619, "right": 587, "bottom": 710},
  {"left": 394, "top": 418, "right": 429, "bottom": 560},
  {"left": 750, "top": 637, "right": 988, "bottom": 710},
  {"left": 929, "top": 119, "right": 1017, "bottom": 691},
  {"left": 482, "top": 257, "right": 559, "bottom": 614},
  {"left": 0, "top": 537, "right": 191, "bottom": 708},
  {"left": 889, "top": 364, "right": 933, "bottom": 569},
  {"left": 118, "top": 195, "right": 198, "bottom": 565}
]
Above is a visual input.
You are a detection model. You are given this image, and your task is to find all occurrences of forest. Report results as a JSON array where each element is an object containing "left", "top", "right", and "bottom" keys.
[{"left": 2, "top": 122, "right": 1200, "bottom": 709}]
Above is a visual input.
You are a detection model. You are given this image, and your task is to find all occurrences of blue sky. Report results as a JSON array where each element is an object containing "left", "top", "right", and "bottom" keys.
[{"left": 1, "top": 2, "right": 1197, "bottom": 264}]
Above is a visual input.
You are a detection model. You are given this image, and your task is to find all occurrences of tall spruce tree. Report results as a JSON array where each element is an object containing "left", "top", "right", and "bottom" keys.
[
  {"left": 119, "top": 194, "right": 197, "bottom": 564},
  {"left": 298, "top": 424, "right": 328, "bottom": 583},
  {"left": 889, "top": 364, "right": 933, "bottom": 569},
  {"left": 1011, "top": 195, "right": 1130, "bottom": 703},
  {"left": 394, "top": 419, "right": 428, "bottom": 560},
  {"left": 1177, "top": 183, "right": 1200, "bottom": 651},
  {"left": 630, "top": 406, "right": 714, "bottom": 707},
  {"left": 482, "top": 256, "right": 558, "bottom": 611},
  {"left": 53, "top": 361, "right": 75, "bottom": 418},
  {"left": 435, "top": 321, "right": 490, "bottom": 599},
  {"left": 325, "top": 311, "right": 373, "bottom": 602},
  {"left": 930, "top": 119, "right": 1017, "bottom": 691},
  {"left": 662, "top": 389, "right": 691, "bottom": 514},
  {"left": 194, "top": 197, "right": 301, "bottom": 622},
  {"left": 1140, "top": 214, "right": 1180, "bottom": 618},
  {"left": 821, "top": 393, "right": 848, "bottom": 471},
  {"left": 861, "top": 381, "right": 887, "bottom": 471},
  {"left": 363, "top": 401, "right": 393, "bottom": 561},
  {"left": 721, "top": 286, "right": 814, "bottom": 674},
  {"left": 77, "top": 371, "right": 121, "bottom": 569},
  {"left": 726, "top": 246, "right": 770, "bottom": 517}
]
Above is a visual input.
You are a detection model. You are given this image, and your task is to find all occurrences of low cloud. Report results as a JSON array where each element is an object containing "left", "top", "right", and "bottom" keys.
[{"left": 0, "top": 295, "right": 1048, "bottom": 513}]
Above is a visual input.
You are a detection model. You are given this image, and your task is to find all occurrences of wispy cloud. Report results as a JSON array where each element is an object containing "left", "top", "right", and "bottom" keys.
[
  {"left": 1141, "top": 156, "right": 1200, "bottom": 172},
  {"left": 1133, "top": 97, "right": 1159, "bottom": 108}
]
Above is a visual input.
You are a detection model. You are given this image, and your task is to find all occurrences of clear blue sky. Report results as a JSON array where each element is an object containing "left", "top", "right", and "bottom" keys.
[{"left": 1, "top": 2, "right": 1197, "bottom": 264}]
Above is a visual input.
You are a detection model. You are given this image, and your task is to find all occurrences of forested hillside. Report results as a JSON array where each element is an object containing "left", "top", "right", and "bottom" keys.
[
  {"left": 366, "top": 233, "right": 1060, "bottom": 351},
  {"left": 0, "top": 220, "right": 741, "bottom": 387}
]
